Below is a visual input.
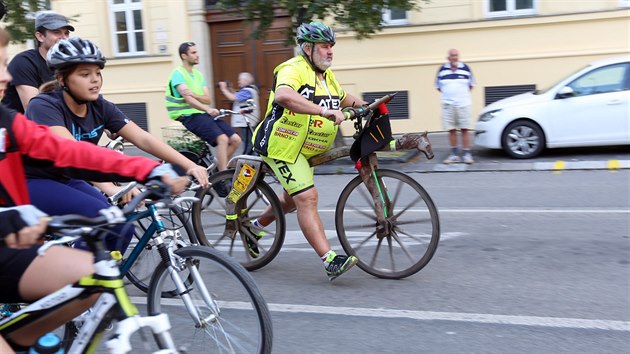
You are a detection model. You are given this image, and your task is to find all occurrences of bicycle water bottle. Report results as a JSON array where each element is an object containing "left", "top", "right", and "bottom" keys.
[{"left": 29, "top": 332, "right": 64, "bottom": 354}]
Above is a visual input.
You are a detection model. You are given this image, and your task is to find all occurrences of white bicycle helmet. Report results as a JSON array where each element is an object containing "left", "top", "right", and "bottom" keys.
[{"left": 47, "top": 37, "right": 106, "bottom": 70}]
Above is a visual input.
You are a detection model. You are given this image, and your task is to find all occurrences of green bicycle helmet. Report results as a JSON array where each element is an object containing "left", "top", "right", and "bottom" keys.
[{"left": 296, "top": 21, "right": 336, "bottom": 46}]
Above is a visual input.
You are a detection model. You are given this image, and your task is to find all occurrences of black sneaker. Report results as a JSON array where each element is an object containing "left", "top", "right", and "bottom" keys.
[
  {"left": 213, "top": 180, "right": 230, "bottom": 198},
  {"left": 325, "top": 254, "right": 358, "bottom": 281},
  {"left": 243, "top": 223, "right": 266, "bottom": 258}
]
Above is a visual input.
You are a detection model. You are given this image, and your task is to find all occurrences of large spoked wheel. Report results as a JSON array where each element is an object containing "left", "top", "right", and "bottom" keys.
[
  {"left": 191, "top": 170, "right": 285, "bottom": 271},
  {"left": 335, "top": 169, "right": 440, "bottom": 279},
  {"left": 147, "top": 246, "right": 273, "bottom": 354},
  {"left": 124, "top": 205, "right": 196, "bottom": 295}
]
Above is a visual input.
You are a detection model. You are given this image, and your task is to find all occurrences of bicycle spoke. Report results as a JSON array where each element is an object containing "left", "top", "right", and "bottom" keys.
[
  {"left": 368, "top": 237, "right": 384, "bottom": 269},
  {"left": 389, "top": 230, "right": 417, "bottom": 264},
  {"left": 387, "top": 235, "right": 396, "bottom": 271},
  {"left": 391, "top": 195, "right": 424, "bottom": 220},
  {"left": 351, "top": 230, "right": 378, "bottom": 253},
  {"left": 345, "top": 203, "right": 378, "bottom": 220}
]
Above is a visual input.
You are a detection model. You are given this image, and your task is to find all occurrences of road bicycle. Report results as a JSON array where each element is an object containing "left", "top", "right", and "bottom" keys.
[
  {"left": 0, "top": 183, "right": 182, "bottom": 353},
  {"left": 107, "top": 175, "right": 272, "bottom": 352},
  {"left": 190, "top": 93, "right": 440, "bottom": 279},
  {"left": 101, "top": 174, "right": 274, "bottom": 353},
  {"left": 1, "top": 181, "right": 273, "bottom": 353}
]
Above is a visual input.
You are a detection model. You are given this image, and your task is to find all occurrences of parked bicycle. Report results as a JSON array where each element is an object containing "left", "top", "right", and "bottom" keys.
[{"left": 191, "top": 93, "right": 440, "bottom": 279}]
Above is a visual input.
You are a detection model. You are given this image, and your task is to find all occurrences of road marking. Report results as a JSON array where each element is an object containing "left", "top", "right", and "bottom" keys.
[
  {"left": 132, "top": 296, "right": 630, "bottom": 332},
  {"left": 553, "top": 160, "right": 565, "bottom": 172},
  {"left": 318, "top": 208, "right": 629, "bottom": 213},
  {"left": 608, "top": 160, "right": 620, "bottom": 170}
]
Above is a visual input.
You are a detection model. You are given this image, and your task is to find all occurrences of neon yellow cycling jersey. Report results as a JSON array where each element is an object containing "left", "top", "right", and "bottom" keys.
[{"left": 252, "top": 55, "right": 347, "bottom": 163}]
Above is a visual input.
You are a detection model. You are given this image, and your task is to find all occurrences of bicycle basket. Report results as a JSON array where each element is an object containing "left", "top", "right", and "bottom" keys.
[
  {"left": 161, "top": 126, "right": 206, "bottom": 155},
  {"left": 349, "top": 112, "right": 393, "bottom": 162}
]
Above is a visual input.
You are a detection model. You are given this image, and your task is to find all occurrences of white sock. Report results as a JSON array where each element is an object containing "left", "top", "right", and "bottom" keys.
[{"left": 321, "top": 250, "right": 336, "bottom": 266}]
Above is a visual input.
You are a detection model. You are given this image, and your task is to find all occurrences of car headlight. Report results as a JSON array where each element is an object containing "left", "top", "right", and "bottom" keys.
[{"left": 479, "top": 109, "right": 502, "bottom": 122}]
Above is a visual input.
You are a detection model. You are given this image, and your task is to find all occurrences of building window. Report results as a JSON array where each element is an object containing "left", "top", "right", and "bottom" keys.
[
  {"left": 484, "top": 84, "right": 536, "bottom": 106},
  {"left": 620, "top": 0, "right": 630, "bottom": 7},
  {"left": 363, "top": 91, "right": 409, "bottom": 120},
  {"left": 485, "top": 0, "right": 536, "bottom": 18},
  {"left": 109, "top": 0, "right": 145, "bottom": 56},
  {"left": 382, "top": 8, "right": 408, "bottom": 26},
  {"left": 116, "top": 102, "right": 148, "bottom": 130}
]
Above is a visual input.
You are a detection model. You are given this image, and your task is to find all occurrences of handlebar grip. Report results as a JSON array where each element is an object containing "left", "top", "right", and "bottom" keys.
[{"left": 108, "top": 181, "right": 139, "bottom": 204}]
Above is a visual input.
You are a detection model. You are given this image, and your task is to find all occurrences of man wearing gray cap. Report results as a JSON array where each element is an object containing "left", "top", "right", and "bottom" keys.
[{"left": 1, "top": 11, "right": 74, "bottom": 113}]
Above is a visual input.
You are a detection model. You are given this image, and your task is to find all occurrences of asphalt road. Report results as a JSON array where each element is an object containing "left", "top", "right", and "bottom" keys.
[
  {"left": 118, "top": 137, "right": 629, "bottom": 353},
  {"left": 116, "top": 168, "right": 628, "bottom": 354},
  {"left": 245, "top": 169, "right": 630, "bottom": 353}
]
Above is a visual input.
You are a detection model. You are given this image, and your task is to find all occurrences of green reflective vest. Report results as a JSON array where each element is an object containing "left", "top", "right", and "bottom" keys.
[{"left": 165, "top": 66, "right": 206, "bottom": 120}]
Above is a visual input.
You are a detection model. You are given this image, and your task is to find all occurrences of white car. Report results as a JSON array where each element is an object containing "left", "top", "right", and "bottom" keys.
[{"left": 474, "top": 56, "right": 630, "bottom": 158}]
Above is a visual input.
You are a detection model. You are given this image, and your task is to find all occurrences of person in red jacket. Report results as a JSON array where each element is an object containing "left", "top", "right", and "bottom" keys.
[{"left": 0, "top": 27, "right": 188, "bottom": 353}]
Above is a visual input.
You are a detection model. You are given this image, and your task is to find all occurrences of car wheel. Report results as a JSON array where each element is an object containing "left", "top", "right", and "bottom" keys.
[{"left": 501, "top": 120, "right": 545, "bottom": 159}]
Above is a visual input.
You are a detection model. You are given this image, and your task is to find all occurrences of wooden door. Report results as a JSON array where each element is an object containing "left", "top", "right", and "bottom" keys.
[{"left": 209, "top": 17, "right": 294, "bottom": 118}]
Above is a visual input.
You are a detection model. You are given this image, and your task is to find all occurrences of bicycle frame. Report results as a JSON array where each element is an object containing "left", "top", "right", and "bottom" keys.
[
  {"left": 121, "top": 203, "right": 181, "bottom": 276},
  {"left": 223, "top": 93, "right": 435, "bottom": 239}
]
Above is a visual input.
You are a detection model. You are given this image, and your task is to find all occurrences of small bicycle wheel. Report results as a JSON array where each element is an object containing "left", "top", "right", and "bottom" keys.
[
  {"left": 335, "top": 169, "right": 440, "bottom": 279},
  {"left": 124, "top": 205, "right": 196, "bottom": 294},
  {"left": 191, "top": 170, "right": 285, "bottom": 271},
  {"left": 147, "top": 246, "right": 273, "bottom": 354}
]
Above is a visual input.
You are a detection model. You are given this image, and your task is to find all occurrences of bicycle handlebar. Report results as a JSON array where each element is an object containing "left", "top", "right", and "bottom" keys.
[
  {"left": 47, "top": 180, "right": 171, "bottom": 232},
  {"left": 342, "top": 92, "right": 397, "bottom": 120},
  {"left": 107, "top": 181, "right": 139, "bottom": 205}
]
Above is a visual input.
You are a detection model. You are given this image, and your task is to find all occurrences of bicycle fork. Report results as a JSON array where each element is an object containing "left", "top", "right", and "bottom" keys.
[
  {"left": 358, "top": 153, "right": 392, "bottom": 238},
  {"left": 155, "top": 239, "right": 220, "bottom": 328}
]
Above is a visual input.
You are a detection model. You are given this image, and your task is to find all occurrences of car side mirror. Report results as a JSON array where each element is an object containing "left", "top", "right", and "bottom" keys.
[{"left": 556, "top": 86, "right": 575, "bottom": 99}]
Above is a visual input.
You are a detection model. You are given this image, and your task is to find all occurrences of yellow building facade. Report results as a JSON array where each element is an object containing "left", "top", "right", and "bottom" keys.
[{"left": 7, "top": 0, "right": 629, "bottom": 139}]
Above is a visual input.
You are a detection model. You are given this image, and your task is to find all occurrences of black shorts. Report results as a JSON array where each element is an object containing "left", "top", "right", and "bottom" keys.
[{"left": 0, "top": 245, "right": 39, "bottom": 303}]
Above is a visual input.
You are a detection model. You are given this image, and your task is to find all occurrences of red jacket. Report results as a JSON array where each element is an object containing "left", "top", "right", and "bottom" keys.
[{"left": 0, "top": 107, "right": 160, "bottom": 207}]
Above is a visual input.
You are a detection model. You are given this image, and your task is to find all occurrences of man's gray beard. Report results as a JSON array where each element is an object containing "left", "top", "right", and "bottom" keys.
[{"left": 314, "top": 58, "right": 332, "bottom": 72}]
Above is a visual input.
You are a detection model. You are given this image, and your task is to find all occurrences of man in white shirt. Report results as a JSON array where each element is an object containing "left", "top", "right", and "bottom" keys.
[{"left": 435, "top": 48, "right": 475, "bottom": 164}]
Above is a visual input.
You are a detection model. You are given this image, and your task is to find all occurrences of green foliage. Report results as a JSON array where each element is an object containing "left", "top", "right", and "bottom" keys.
[
  {"left": 163, "top": 127, "right": 207, "bottom": 155},
  {"left": 214, "top": 0, "right": 429, "bottom": 44},
  {"left": 1, "top": 0, "right": 50, "bottom": 44}
]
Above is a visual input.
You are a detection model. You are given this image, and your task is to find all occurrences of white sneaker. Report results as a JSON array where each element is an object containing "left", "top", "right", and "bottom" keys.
[
  {"left": 443, "top": 154, "right": 461, "bottom": 164},
  {"left": 462, "top": 153, "right": 474, "bottom": 164}
]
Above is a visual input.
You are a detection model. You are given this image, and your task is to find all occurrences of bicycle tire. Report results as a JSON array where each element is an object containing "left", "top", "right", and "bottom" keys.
[
  {"left": 147, "top": 246, "right": 273, "bottom": 354},
  {"left": 335, "top": 169, "right": 440, "bottom": 279},
  {"left": 124, "top": 204, "right": 197, "bottom": 295},
  {"left": 191, "top": 169, "right": 285, "bottom": 271}
]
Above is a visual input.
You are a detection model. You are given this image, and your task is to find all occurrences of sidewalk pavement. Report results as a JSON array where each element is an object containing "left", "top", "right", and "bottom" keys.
[
  {"left": 124, "top": 132, "right": 629, "bottom": 175},
  {"left": 312, "top": 132, "right": 630, "bottom": 175}
]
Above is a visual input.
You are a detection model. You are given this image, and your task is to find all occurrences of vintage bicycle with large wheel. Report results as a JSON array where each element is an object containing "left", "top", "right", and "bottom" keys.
[{"left": 191, "top": 93, "right": 440, "bottom": 279}]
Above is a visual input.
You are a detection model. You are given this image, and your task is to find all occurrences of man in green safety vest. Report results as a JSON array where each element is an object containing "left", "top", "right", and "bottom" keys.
[{"left": 165, "top": 42, "right": 241, "bottom": 171}]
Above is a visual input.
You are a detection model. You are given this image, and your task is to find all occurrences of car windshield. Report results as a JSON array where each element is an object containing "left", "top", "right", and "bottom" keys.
[{"left": 534, "top": 64, "right": 591, "bottom": 94}]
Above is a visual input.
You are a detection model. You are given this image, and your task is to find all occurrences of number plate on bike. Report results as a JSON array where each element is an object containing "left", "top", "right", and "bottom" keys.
[{"left": 228, "top": 163, "right": 257, "bottom": 202}]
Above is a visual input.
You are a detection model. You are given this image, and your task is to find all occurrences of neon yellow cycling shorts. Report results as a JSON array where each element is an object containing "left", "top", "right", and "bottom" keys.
[{"left": 261, "top": 154, "right": 315, "bottom": 196}]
